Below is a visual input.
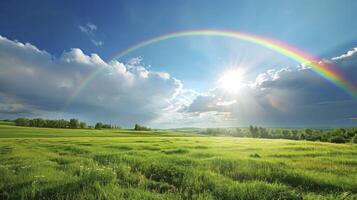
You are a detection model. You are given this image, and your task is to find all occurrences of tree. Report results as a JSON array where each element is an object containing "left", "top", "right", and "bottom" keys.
[
  {"left": 305, "top": 128, "right": 313, "bottom": 135},
  {"left": 329, "top": 136, "right": 345, "bottom": 144},
  {"left": 282, "top": 130, "right": 290, "bottom": 138},
  {"left": 58, "top": 119, "right": 69, "bottom": 128},
  {"left": 249, "top": 125, "right": 259, "bottom": 138},
  {"left": 291, "top": 130, "right": 298, "bottom": 139},
  {"left": 69, "top": 118, "right": 79, "bottom": 129},
  {"left": 79, "top": 122, "right": 87, "bottom": 129},
  {"left": 14, "top": 118, "right": 29, "bottom": 126},
  {"left": 303, "top": 128, "right": 321, "bottom": 141},
  {"left": 134, "top": 124, "right": 151, "bottom": 131},
  {"left": 102, "top": 124, "right": 112, "bottom": 129},
  {"left": 95, "top": 122, "right": 103, "bottom": 129},
  {"left": 259, "top": 127, "right": 270, "bottom": 138},
  {"left": 31, "top": 118, "right": 46, "bottom": 127}
]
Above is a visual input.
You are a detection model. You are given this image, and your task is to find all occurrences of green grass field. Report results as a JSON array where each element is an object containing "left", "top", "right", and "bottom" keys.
[{"left": 0, "top": 124, "right": 356, "bottom": 200}]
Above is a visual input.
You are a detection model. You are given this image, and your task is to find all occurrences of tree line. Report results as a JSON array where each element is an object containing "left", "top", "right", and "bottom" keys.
[
  {"left": 200, "top": 126, "right": 357, "bottom": 144},
  {"left": 13, "top": 118, "right": 117, "bottom": 129}
]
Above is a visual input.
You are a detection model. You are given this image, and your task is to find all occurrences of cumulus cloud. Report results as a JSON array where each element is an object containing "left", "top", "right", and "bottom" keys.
[
  {"left": 0, "top": 35, "right": 182, "bottom": 126},
  {"left": 183, "top": 48, "right": 357, "bottom": 127},
  {"left": 79, "top": 22, "right": 103, "bottom": 47}
]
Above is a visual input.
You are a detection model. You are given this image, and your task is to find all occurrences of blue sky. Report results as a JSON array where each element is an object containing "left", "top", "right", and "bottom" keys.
[
  {"left": 1, "top": 0, "right": 357, "bottom": 90},
  {"left": 1, "top": 0, "right": 356, "bottom": 56},
  {"left": 0, "top": 0, "right": 357, "bottom": 127}
]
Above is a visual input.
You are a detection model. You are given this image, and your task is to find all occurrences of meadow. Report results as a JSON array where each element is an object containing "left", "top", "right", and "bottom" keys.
[{"left": 0, "top": 124, "right": 356, "bottom": 200}]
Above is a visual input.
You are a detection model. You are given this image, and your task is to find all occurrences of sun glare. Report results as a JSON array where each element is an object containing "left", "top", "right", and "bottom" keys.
[{"left": 218, "top": 68, "right": 244, "bottom": 93}]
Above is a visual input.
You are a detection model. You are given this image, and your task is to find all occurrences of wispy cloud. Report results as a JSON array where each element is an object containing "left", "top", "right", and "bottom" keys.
[
  {"left": 90, "top": 39, "right": 103, "bottom": 47},
  {"left": 79, "top": 22, "right": 97, "bottom": 35},
  {"left": 79, "top": 22, "right": 103, "bottom": 47}
]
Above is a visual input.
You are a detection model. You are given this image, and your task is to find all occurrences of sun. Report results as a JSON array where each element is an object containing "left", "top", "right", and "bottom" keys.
[{"left": 218, "top": 68, "right": 244, "bottom": 93}]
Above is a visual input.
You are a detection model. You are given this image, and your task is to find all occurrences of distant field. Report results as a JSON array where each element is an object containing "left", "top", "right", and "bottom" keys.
[
  {"left": 0, "top": 125, "right": 196, "bottom": 138},
  {"left": 0, "top": 121, "right": 15, "bottom": 126},
  {"left": 0, "top": 125, "right": 356, "bottom": 199}
]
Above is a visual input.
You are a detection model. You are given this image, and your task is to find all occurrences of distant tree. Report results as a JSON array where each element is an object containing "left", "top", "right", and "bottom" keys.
[
  {"left": 334, "top": 128, "right": 346, "bottom": 136},
  {"left": 69, "top": 118, "right": 79, "bottom": 129},
  {"left": 79, "top": 122, "right": 87, "bottom": 129},
  {"left": 46, "top": 119, "right": 58, "bottom": 128},
  {"left": 13, "top": 117, "right": 91, "bottom": 129},
  {"left": 95, "top": 122, "right": 103, "bottom": 129},
  {"left": 58, "top": 119, "right": 69, "bottom": 128},
  {"left": 233, "top": 128, "right": 245, "bottom": 137},
  {"left": 32, "top": 118, "right": 46, "bottom": 127},
  {"left": 291, "top": 130, "right": 299, "bottom": 139},
  {"left": 303, "top": 128, "right": 321, "bottom": 141},
  {"left": 269, "top": 129, "right": 279, "bottom": 138},
  {"left": 282, "top": 130, "right": 290, "bottom": 138},
  {"left": 28, "top": 119, "right": 34, "bottom": 127},
  {"left": 102, "top": 124, "right": 112, "bottom": 129},
  {"left": 249, "top": 125, "right": 259, "bottom": 138},
  {"left": 329, "top": 136, "right": 345, "bottom": 144},
  {"left": 259, "top": 127, "right": 270, "bottom": 138},
  {"left": 134, "top": 124, "right": 151, "bottom": 131},
  {"left": 305, "top": 129, "right": 313, "bottom": 136},
  {"left": 346, "top": 129, "right": 356, "bottom": 138},
  {"left": 14, "top": 118, "right": 29, "bottom": 126}
]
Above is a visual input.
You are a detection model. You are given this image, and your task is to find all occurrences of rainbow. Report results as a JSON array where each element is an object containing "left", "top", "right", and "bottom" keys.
[{"left": 66, "top": 29, "right": 357, "bottom": 107}]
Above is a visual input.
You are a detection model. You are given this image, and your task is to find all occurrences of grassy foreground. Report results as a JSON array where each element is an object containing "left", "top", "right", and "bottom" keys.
[{"left": 0, "top": 125, "right": 356, "bottom": 199}]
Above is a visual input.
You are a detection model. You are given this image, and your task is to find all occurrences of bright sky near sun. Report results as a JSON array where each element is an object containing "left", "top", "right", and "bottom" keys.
[{"left": 0, "top": 0, "right": 357, "bottom": 128}]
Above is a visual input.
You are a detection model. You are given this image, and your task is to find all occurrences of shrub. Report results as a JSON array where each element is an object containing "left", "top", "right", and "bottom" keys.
[
  {"left": 249, "top": 153, "right": 261, "bottom": 158},
  {"left": 329, "top": 136, "right": 345, "bottom": 144}
]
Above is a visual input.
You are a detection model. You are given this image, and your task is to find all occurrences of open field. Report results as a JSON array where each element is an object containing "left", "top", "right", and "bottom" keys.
[{"left": 0, "top": 125, "right": 357, "bottom": 199}]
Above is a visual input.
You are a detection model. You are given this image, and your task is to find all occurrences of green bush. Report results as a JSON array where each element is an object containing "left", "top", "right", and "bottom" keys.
[{"left": 329, "top": 136, "right": 346, "bottom": 143}]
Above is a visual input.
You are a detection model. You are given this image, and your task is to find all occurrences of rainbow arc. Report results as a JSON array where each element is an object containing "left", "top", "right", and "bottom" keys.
[{"left": 66, "top": 29, "right": 357, "bottom": 107}]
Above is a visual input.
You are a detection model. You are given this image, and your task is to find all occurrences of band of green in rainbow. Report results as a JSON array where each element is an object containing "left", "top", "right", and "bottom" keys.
[{"left": 66, "top": 29, "right": 357, "bottom": 108}]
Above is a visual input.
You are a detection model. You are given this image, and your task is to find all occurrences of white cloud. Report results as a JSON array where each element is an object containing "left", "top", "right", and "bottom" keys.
[
  {"left": 182, "top": 47, "right": 357, "bottom": 127},
  {"left": 0, "top": 35, "right": 184, "bottom": 126},
  {"left": 332, "top": 47, "right": 357, "bottom": 60},
  {"left": 1, "top": 34, "right": 357, "bottom": 128}
]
